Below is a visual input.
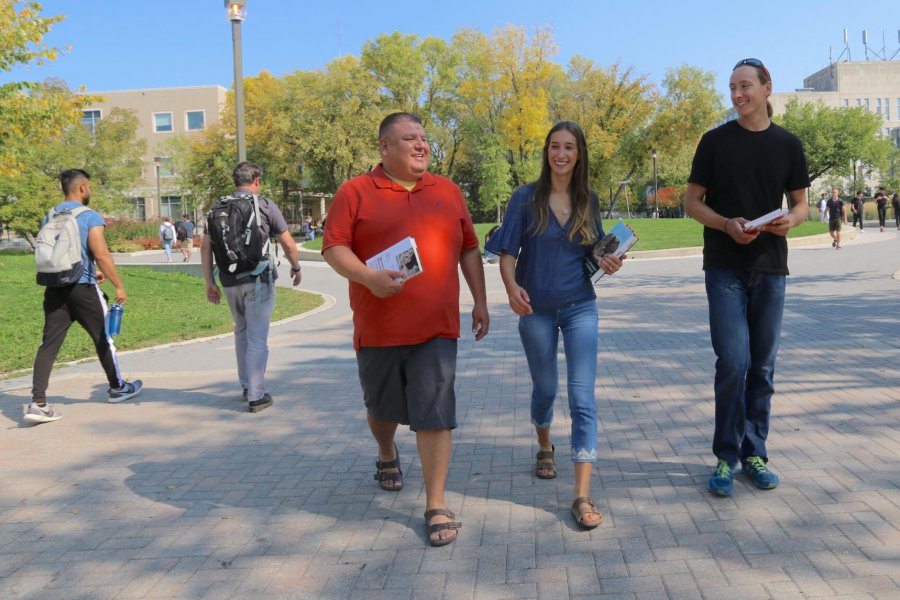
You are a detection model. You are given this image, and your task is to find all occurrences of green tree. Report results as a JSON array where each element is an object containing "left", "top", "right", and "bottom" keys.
[
  {"left": 0, "top": 1, "right": 90, "bottom": 177},
  {"left": 0, "top": 103, "right": 145, "bottom": 243},
  {"left": 777, "top": 98, "right": 895, "bottom": 183}
]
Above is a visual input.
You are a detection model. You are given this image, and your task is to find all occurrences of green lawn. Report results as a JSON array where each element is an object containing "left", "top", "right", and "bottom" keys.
[
  {"left": 0, "top": 254, "right": 323, "bottom": 376},
  {"left": 305, "top": 219, "right": 828, "bottom": 252}
]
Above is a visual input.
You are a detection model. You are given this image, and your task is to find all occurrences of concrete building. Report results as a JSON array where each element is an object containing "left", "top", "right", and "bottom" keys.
[
  {"left": 768, "top": 60, "right": 900, "bottom": 193},
  {"left": 80, "top": 85, "right": 228, "bottom": 220}
]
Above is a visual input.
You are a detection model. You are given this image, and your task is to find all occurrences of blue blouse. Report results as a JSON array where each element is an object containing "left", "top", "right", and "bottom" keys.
[{"left": 485, "top": 183, "right": 605, "bottom": 311}]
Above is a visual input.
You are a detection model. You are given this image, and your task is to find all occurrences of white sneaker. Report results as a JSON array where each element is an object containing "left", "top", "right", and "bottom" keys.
[
  {"left": 108, "top": 380, "right": 143, "bottom": 403},
  {"left": 24, "top": 403, "right": 63, "bottom": 424}
]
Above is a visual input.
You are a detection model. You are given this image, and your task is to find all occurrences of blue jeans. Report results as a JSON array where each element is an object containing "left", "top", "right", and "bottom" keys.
[
  {"left": 162, "top": 239, "right": 173, "bottom": 259},
  {"left": 705, "top": 268, "right": 785, "bottom": 465},
  {"left": 518, "top": 299, "right": 599, "bottom": 462}
]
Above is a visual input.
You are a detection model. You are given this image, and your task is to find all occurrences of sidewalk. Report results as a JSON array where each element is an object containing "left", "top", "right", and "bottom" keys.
[{"left": 1, "top": 232, "right": 898, "bottom": 599}]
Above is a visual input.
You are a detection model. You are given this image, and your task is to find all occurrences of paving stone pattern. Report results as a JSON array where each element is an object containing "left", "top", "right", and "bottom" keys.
[{"left": 1, "top": 232, "right": 898, "bottom": 599}]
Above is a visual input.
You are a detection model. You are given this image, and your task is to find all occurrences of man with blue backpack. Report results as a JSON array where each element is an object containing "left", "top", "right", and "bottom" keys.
[
  {"left": 201, "top": 161, "right": 302, "bottom": 413},
  {"left": 27, "top": 169, "right": 143, "bottom": 425}
]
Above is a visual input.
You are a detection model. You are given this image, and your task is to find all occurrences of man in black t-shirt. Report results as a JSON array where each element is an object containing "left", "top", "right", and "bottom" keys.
[
  {"left": 825, "top": 188, "right": 846, "bottom": 249},
  {"left": 874, "top": 187, "right": 888, "bottom": 232},
  {"left": 850, "top": 191, "right": 865, "bottom": 231},
  {"left": 685, "top": 58, "right": 809, "bottom": 499}
]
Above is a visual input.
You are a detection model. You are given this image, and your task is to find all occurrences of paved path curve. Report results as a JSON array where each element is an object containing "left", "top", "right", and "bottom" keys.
[{"left": 1, "top": 229, "right": 898, "bottom": 599}]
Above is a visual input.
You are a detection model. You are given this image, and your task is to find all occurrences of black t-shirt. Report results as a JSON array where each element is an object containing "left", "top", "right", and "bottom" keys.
[
  {"left": 825, "top": 199, "right": 844, "bottom": 222},
  {"left": 689, "top": 120, "right": 810, "bottom": 275},
  {"left": 875, "top": 193, "right": 887, "bottom": 210}
]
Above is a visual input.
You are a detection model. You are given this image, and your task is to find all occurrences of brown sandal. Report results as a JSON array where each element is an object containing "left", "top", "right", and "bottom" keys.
[
  {"left": 534, "top": 445, "right": 556, "bottom": 479},
  {"left": 571, "top": 496, "right": 602, "bottom": 529},
  {"left": 424, "top": 508, "right": 461, "bottom": 547},
  {"left": 374, "top": 443, "right": 403, "bottom": 492}
]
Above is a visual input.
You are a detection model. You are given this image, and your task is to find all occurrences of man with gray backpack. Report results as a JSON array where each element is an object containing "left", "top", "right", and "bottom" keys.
[
  {"left": 201, "top": 161, "right": 301, "bottom": 413},
  {"left": 27, "top": 169, "right": 143, "bottom": 425}
]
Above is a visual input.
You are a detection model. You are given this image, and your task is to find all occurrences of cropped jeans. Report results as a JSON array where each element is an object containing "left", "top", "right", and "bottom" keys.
[
  {"left": 518, "top": 299, "right": 599, "bottom": 462},
  {"left": 705, "top": 268, "right": 785, "bottom": 466}
]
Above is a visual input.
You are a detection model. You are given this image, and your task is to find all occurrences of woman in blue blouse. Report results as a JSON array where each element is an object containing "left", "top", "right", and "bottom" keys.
[{"left": 486, "top": 121, "right": 624, "bottom": 529}]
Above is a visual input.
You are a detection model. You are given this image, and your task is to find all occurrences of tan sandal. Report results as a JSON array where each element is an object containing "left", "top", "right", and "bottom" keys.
[
  {"left": 534, "top": 445, "right": 556, "bottom": 479},
  {"left": 374, "top": 443, "right": 403, "bottom": 492},
  {"left": 571, "top": 496, "right": 602, "bottom": 529},
  {"left": 424, "top": 508, "right": 461, "bottom": 547}
]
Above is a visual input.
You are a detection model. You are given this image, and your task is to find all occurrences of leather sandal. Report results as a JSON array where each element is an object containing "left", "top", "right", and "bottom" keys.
[
  {"left": 534, "top": 445, "right": 557, "bottom": 479},
  {"left": 374, "top": 443, "right": 403, "bottom": 491},
  {"left": 424, "top": 508, "right": 461, "bottom": 547},
  {"left": 571, "top": 496, "right": 602, "bottom": 529}
]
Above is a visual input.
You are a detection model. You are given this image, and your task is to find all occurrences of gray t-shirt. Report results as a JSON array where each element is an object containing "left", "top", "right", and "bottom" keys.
[{"left": 216, "top": 192, "right": 288, "bottom": 288}]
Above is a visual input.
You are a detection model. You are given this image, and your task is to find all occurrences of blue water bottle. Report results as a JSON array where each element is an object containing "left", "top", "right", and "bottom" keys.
[{"left": 108, "top": 303, "right": 124, "bottom": 336}]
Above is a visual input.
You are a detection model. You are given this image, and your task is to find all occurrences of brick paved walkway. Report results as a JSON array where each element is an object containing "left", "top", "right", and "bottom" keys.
[{"left": 1, "top": 230, "right": 898, "bottom": 599}]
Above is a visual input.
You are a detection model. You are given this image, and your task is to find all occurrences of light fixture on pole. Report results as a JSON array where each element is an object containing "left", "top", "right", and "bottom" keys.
[
  {"left": 225, "top": 1, "right": 247, "bottom": 162},
  {"left": 652, "top": 148, "right": 659, "bottom": 219}
]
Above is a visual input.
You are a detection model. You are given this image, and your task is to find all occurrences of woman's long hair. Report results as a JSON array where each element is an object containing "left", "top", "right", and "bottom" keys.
[{"left": 530, "top": 120, "right": 599, "bottom": 245}]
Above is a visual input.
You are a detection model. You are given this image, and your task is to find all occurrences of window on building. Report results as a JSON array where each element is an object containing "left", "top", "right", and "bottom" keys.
[
  {"left": 128, "top": 197, "right": 146, "bottom": 220},
  {"left": 160, "top": 196, "right": 183, "bottom": 219},
  {"left": 154, "top": 156, "right": 174, "bottom": 178},
  {"left": 863, "top": 98, "right": 870, "bottom": 112},
  {"left": 842, "top": 99, "right": 849, "bottom": 108},
  {"left": 876, "top": 98, "right": 883, "bottom": 115},
  {"left": 81, "top": 109, "right": 101, "bottom": 136},
  {"left": 153, "top": 112, "right": 174, "bottom": 133},
  {"left": 185, "top": 110, "right": 205, "bottom": 131},
  {"left": 886, "top": 99, "right": 891, "bottom": 121}
]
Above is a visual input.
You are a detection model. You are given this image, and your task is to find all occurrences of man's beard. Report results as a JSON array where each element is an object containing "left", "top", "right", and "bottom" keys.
[{"left": 82, "top": 195, "right": 91, "bottom": 206}]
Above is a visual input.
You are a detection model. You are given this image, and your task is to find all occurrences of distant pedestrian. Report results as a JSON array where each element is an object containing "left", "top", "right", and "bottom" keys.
[
  {"left": 177, "top": 214, "right": 195, "bottom": 262},
  {"left": 303, "top": 216, "right": 315, "bottom": 241},
  {"left": 892, "top": 193, "right": 900, "bottom": 230},
  {"left": 201, "top": 161, "right": 302, "bottom": 413},
  {"left": 850, "top": 191, "right": 865, "bottom": 232},
  {"left": 874, "top": 187, "right": 888, "bottom": 232},
  {"left": 159, "top": 217, "right": 176, "bottom": 262},
  {"left": 486, "top": 120, "right": 624, "bottom": 530},
  {"left": 817, "top": 193, "right": 828, "bottom": 223},
  {"left": 684, "top": 58, "right": 809, "bottom": 498},
  {"left": 826, "top": 188, "right": 846, "bottom": 249},
  {"left": 27, "top": 169, "right": 143, "bottom": 425}
]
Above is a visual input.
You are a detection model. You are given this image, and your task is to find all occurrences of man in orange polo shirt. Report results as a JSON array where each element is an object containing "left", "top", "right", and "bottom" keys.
[{"left": 323, "top": 112, "right": 489, "bottom": 547}]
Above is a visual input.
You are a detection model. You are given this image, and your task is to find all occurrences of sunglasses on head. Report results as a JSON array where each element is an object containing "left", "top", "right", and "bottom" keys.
[{"left": 733, "top": 58, "right": 770, "bottom": 79}]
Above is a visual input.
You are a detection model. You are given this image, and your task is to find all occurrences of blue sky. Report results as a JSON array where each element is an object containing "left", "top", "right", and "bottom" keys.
[{"left": 3, "top": 0, "right": 900, "bottom": 97}]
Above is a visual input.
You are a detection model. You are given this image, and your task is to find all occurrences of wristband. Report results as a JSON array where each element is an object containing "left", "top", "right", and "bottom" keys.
[
  {"left": 723, "top": 218, "right": 734, "bottom": 232},
  {"left": 290, "top": 265, "right": 301, "bottom": 273}
]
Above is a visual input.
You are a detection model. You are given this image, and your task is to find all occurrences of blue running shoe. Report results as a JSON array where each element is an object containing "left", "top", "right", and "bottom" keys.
[
  {"left": 708, "top": 459, "right": 735, "bottom": 496},
  {"left": 742, "top": 456, "right": 779, "bottom": 490}
]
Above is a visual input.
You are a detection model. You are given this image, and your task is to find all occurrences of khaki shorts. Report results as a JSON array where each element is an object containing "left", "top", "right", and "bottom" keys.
[
  {"left": 180, "top": 238, "right": 194, "bottom": 251},
  {"left": 356, "top": 337, "right": 457, "bottom": 431},
  {"left": 828, "top": 219, "right": 842, "bottom": 232}
]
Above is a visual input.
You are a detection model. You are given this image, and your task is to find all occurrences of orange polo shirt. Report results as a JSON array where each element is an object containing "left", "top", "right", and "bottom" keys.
[{"left": 322, "top": 165, "right": 479, "bottom": 350}]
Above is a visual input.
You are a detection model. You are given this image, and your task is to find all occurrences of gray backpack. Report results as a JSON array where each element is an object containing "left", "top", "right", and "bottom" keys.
[{"left": 35, "top": 205, "right": 89, "bottom": 286}]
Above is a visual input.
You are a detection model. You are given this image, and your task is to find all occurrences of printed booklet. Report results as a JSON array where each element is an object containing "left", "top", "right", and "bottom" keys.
[
  {"left": 742, "top": 208, "right": 789, "bottom": 231},
  {"left": 365, "top": 236, "right": 423, "bottom": 282},
  {"left": 583, "top": 220, "right": 638, "bottom": 283}
]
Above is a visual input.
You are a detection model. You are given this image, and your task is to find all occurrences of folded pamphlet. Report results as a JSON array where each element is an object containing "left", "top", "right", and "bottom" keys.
[
  {"left": 742, "top": 208, "right": 789, "bottom": 231},
  {"left": 583, "top": 220, "right": 638, "bottom": 284},
  {"left": 365, "top": 236, "right": 423, "bottom": 282}
]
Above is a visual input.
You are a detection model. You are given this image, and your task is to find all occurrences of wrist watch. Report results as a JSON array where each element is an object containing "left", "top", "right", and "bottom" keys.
[{"left": 290, "top": 265, "right": 301, "bottom": 273}]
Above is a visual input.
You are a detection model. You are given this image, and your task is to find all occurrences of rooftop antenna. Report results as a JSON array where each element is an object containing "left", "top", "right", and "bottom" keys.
[
  {"left": 862, "top": 29, "right": 887, "bottom": 61},
  {"left": 834, "top": 28, "right": 851, "bottom": 63},
  {"left": 890, "top": 30, "right": 900, "bottom": 60}
]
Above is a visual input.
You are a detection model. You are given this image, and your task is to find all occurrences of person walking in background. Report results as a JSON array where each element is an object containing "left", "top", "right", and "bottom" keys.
[
  {"left": 825, "top": 188, "right": 847, "bottom": 250},
  {"left": 27, "top": 169, "right": 143, "bottom": 424},
  {"left": 302, "top": 216, "right": 315, "bottom": 241},
  {"left": 892, "top": 193, "right": 900, "bottom": 230},
  {"left": 322, "top": 112, "right": 488, "bottom": 547},
  {"left": 817, "top": 193, "right": 828, "bottom": 223},
  {"left": 159, "top": 216, "right": 176, "bottom": 262},
  {"left": 684, "top": 58, "right": 810, "bottom": 498},
  {"left": 485, "top": 121, "right": 624, "bottom": 530},
  {"left": 850, "top": 191, "right": 865, "bottom": 232},
  {"left": 874, "top": 187, "right": 888, "bottom": 233},
  {"left": 177, "top": 214, "right": 195, "bottom": 262},
  {"left": 201, "top": 162, "right": 302, "bottom": 413}
]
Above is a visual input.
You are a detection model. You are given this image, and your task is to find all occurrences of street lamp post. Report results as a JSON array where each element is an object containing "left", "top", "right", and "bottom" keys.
[
  {"left": 652, "top": 149, "right": 659, "bottom": 219},
  {"left": 154, "top": 159, "right": 162, "bottom": 217},
  {"left": 226, "top": 1, "right": 247, "bottom": 162}
]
